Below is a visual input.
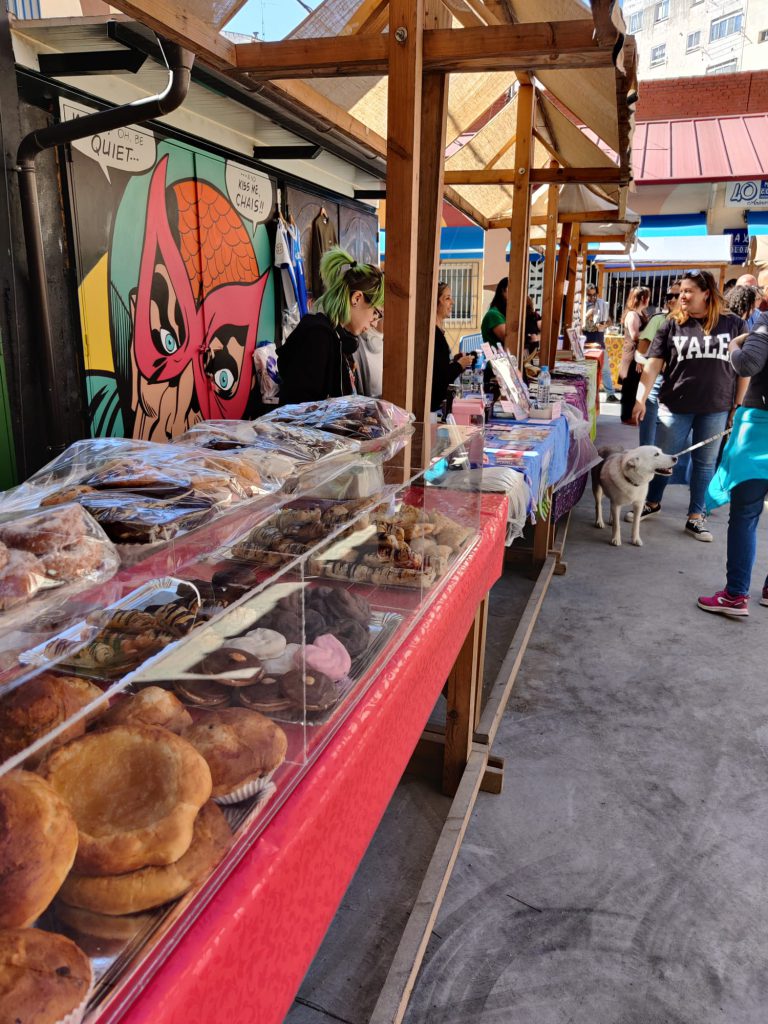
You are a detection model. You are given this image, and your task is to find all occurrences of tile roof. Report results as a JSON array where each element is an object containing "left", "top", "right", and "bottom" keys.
[{"left": 633, "top": 114, "right": 768, "bottom": 184}]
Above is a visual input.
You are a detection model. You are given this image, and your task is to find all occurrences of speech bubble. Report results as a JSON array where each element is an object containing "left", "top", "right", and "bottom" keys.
[
  {"left": 225, "top": 161, "right": 275, "bottom": 233},
  {"left": 59, "top": 99, "right": 157, "bottom": 183}
]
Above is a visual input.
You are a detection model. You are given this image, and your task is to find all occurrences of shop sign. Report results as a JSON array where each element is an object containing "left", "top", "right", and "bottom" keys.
[
  {"left": 724, "top": 227, "right": 749, "bottom": 264},
  {"left": 725, "top": 180, "right": 768, "bottom": 208}
]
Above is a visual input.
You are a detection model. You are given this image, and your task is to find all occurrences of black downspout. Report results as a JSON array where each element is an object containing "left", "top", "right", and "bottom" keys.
[{"left": 15, "top": 38, "right": 195, "bottom": 457}]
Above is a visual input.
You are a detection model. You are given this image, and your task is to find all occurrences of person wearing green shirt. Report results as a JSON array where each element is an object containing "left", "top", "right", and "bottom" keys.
[
  {"left": 481, "top": 279, "right": 508, "bottom": 347},
  {"left": 637, "top": 282, "right": 680, "bottom": 446}
]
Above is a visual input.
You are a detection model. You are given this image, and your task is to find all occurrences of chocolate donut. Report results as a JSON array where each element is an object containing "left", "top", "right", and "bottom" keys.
[
  {"left": 237, "top": 677, "right": 292, "bottom": 714},
  {"left": 195, "top": 648, "right": 265, "bottom": 687},
  {"left": 334, "top": 619, "right": 370, "bottom": 659},
  {"left": 280, "top": 668, "right": 338, "bottom": 713}
]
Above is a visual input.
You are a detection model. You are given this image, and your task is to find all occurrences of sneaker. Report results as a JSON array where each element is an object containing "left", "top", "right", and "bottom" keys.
[
  {"left": 697, "top": 589, "right": 749, "bottom": 617},
  {"left": 685, "top": 518, "right": 713, "bottom": 542},
  {"left": 606, "top": 394, "right": 619, "bottom": 403},
  {"left": 761, "top": 587, "right": 768, "bottom": 607},
  {"left": 624, "top": 503, "right": 661, "bottom": 523}
]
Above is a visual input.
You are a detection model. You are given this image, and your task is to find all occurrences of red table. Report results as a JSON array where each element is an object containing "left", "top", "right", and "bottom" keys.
[{"left": 110, "top": 495, "right": 506, "bottom": 1024}]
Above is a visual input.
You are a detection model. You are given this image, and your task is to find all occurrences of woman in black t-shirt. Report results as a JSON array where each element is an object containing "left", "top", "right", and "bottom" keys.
[{"left": 631, "top": 270, "right": 747, "bottom": 541}]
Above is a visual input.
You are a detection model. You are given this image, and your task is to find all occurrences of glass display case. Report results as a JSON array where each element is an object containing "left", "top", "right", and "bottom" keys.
[{"left": 0, "top": 412, "right": 484, "bottom": 1024}]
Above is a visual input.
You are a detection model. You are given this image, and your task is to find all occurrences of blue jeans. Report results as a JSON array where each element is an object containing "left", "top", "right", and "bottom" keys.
[
  {"left": 638, "top": 374, "right": 661, "bottom": 446},
  {"left": 646, "top": 409, "right": 729, "bottom": 516},
  {"left": 726, "top": 479, "right": 768, "bottom": 596},
  {"left": 602, "top": 351, "right": 616, "bottom": 396}
]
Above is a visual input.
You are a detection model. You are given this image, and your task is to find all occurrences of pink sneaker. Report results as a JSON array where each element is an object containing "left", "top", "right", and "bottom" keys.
[
  {"left": 761, "top": 587, "right": 768, "bottom": 607},
  {"left": 697, "top": 589, "right": 749, "bottom": 617}
]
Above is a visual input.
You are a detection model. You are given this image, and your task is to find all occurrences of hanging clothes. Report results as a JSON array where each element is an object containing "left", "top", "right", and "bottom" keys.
[
  {"left": 310, "top": 209, "right": 338, "bottom": 299},
  {"left": 290, "top": 219, "right": 309, "bottom": 318},
  {"left": 274, "top": 215, "right": 308, "bottom": 340}
]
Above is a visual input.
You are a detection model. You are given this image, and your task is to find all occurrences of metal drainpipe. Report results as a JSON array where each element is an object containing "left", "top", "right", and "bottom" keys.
[{"left": 16, "top": 38, "right": 195, "bottom": 457}]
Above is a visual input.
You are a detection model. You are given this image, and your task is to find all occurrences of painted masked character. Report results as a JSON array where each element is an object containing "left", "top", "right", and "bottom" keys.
[{"left": 129, "top": 156, "right": 268, "bottom": 440}]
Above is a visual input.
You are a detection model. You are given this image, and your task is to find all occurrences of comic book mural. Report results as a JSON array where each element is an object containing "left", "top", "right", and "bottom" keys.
[{"left": 62, "top": 100, "right": 276, "bottom": 440}]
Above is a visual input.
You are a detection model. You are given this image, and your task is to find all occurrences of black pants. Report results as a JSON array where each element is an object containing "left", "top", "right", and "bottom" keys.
[{"left": 620, "top": 361, "right": 642, "bottom": 423}]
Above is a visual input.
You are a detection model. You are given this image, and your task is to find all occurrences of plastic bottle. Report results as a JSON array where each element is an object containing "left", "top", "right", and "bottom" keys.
[{"left": 538, "top": 365, "right": 551, "bottom": 409}]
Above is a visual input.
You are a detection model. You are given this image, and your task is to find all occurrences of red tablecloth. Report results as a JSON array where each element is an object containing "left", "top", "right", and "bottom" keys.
[{"left": 112, "top": 494, "right": 507, "bottom": 1024}]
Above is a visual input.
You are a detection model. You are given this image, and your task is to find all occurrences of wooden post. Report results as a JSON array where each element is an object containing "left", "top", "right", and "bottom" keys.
[
  {"left": 381, "top": 0, "right": 425, "bottom": 413},
  {"left": 546, "top": 221, "right": 572, "bottom": 368},
  {"left": 505, "top": 82, "right": 535, "bottom": 363},
  {"left": 412, "top": 0, "right": 450, "bottom": 435},
  {"left": 539, "top": 168, "right": 560, "bottom": 368},
  {"left": 563, "top": 224, "right": 580, "bottom": 336}
]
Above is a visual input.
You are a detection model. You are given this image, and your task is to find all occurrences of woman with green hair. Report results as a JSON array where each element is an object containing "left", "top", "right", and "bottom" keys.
[{"left": 278, "top": 246, "right": 384, "bottom": 405}]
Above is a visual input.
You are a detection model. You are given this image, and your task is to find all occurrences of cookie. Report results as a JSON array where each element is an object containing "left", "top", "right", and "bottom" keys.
[
  {"left": 173, "top": 680, "right": 231, "bottom": 708},
  {"left": 334, "top": 619, "right": 370, "bottom": 659},
  {"left": 300, "top": 634, "right": 351, "bottom": 683},
  {"left": 280, "top": 668, "right": 338, "bottom": 713},
  {"left": 196, "top": 648, "right": 265, "bottom": 687},
  {"left": 237, "top": 677, "right": 292, "bottom": 714}
]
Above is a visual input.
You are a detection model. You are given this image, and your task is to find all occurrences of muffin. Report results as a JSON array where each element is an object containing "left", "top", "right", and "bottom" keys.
[
  {"left": 41, "top": 725, "right": 212, "bottom": 875},
  {"left": 58, "top": 802, "right": 232, "bottom": 916},
  {"left": 0, "top": 770, "right": 78, "bottom": 928},
  {"left": 0, "top": 928, "right": 92, "bottom": 1024},
  {"left": 182, "top": 708, "right": 287, "bottom": 803}
]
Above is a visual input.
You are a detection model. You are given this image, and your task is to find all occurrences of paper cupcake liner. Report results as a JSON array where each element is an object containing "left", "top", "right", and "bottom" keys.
[
  {"left": 57, "top": 978, "right": 93, "bottom": 1024},
  {"left": 213, "top": 768, "right": 277, "bottom": 805}
]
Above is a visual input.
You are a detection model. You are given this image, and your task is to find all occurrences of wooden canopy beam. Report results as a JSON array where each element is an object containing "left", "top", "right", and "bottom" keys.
[
  {"left": 580, "top": 234, "right": 628, "bottom": 243},
  {"left": 341, "top": 0, "right": 389, "bottom": 35},
  {"left": 563, "top": 224, "right": 581, "bottom": 334},
  {"left": 547, "top": 221, "right": 573, "bottom": 368},
  {"left": 539, "top": 171, "right": 560, "bottom": 367},
  {"left": 530, "top": 210, "right": 622, "bottom": 225},
  {"left": 505, "top": 81, "right": 535, "bottom": 363},
  {"left": 105, "top": 0, "right": 235, "bottom": 68},
  {"left": 444, "top": 167, "right": 625, "bottom": 186},
  {"left": 234, "top": 21, "right": 617, "bottom": 77}
]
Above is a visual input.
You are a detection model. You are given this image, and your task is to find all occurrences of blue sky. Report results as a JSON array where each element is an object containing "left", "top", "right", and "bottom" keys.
[{"left": 227, "top": 0, "right": 316, "bottom": 39}]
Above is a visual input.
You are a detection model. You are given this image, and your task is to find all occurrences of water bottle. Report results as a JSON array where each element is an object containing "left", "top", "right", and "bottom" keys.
[{"left": 538, "top": 366, "right": 551, "bottom": 409}]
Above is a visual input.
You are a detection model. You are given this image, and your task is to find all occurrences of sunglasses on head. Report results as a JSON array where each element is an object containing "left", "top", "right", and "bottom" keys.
[{"left": 683, "top": 270, "right": 706, "bottom": 282}]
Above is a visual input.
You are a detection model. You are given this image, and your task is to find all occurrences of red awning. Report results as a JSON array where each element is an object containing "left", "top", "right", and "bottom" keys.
[{"left": 633, "top": 114, "right": 768, "bottom": 185}]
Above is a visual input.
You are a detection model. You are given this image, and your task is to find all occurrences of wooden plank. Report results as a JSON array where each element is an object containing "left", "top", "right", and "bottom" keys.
[
  {"left": 504, "top": 81, "right": 535, "bottom": 363},
  {"left": 539, "top": 178, "right": 560, "bottom": 365},
  {"left": 234, "top": 21, "right": 615, "bottom": 77},
  {"left": 473, "top": 596, "right": 489, "bottom": 730},
  {"left": 443, "top": 606, "right": 481, "bottom": 796},
  {"left": 235, "top": 33, "right": 388, "bottom": 77},
  {"left": 381, "top": 0, "right": 425, "bottom": 414},
  {"left": 444, "top": 187, "right": 490, "bottom": 230},
  {"left": 480, "top": 756, "right": 505, "bottom": 795},
  {"left": 579, "top": 234, "right": 628, "bottom": 244},
  {"left": 341, "top": 0, "right": 389, "bottom": 34},
  {"left": 412, "top": 0, "right": 450, "bottom": 432},
  {"left": 369, "top": 747, "right": 488, "bottom": 1024},
  {"left": 475, "top": 555, "right": 556, "bottom": 748},
  {"left": 530, "top": 210, "right": 621, "bottom": 225},
  {"left": 107, "top": 0, "right": 235, "bottom": 68},
  {"left": 530, "top": 167, "right": 626, "bottom": 184},
  {"left": 546, "top": 221, "right": 572, "bottom": 368},
  {"left": 563, "top": 224, "right": 580, "bottom": 334},
  {"left": 422, "top": 21, "right": 616, "bottom": 73}
]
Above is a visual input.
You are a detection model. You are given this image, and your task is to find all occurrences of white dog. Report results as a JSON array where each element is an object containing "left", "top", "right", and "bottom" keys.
[{"left": 592, "top": 445, "right": 678, "bottom": 547}]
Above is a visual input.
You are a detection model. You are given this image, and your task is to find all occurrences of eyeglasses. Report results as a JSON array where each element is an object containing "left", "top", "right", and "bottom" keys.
[
  {"left": 665, "top": 292, "right": 680, "bottom": 300},
  {"left": 372, "top": 306, "right": 383, "bottom": 322}
]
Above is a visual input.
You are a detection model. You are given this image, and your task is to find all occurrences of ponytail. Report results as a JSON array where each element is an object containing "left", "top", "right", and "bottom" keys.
[{"left": 315, "top": 246, "right": 385, "bottom": 327}]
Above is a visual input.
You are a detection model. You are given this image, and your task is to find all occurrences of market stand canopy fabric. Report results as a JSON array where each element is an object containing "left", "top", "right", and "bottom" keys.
[{"left": 105, "top": 0, "right": 637, "bottom": 232}]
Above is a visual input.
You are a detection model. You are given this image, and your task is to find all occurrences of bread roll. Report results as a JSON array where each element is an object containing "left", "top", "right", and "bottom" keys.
[
  {"left": 59, "top": 802, "right": 232, "bottom": 915},
  {"left": 41, "top": 725, "right": 212, "bottom": 876},
  {"left": 0, "top": 928, "right": 92, "bottom": 1024},
  {"left": 182, "top": 708, "right": 287, "bottom": 800},
  {"left": 101, "top": 687, "right": 192, "bottom": 733},
  {"left": 0, "top": 770, "right": 79, "bottom": 928}
]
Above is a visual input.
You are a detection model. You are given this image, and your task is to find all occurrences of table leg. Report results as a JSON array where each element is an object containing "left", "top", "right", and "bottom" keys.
[{"left": 443, "top": 605, "right": 481, "bottom": 796}]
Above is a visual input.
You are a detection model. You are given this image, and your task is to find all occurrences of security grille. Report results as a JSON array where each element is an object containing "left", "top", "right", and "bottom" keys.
[
  {"left": 440, "top": 262, "right": 478, "bottom": 328},
  {"left": 6, "top": 0, "right": 41, "bottom": 16}
]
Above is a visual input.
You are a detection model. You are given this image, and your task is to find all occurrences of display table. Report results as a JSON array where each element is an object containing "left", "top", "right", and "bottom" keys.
[{"left": 113, "top": 494, "right": 507, "bottom": 1024}]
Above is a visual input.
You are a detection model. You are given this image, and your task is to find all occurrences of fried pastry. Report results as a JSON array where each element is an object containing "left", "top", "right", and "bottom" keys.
[{"left": 0, "top": 929, "right": 92, "bottom": 1024}]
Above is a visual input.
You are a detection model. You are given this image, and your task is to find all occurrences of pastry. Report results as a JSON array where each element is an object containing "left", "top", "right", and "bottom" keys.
[
  {"left": 322, "top": 588, "right": 372, "bottom": 626},
  {"left": 261, "top": 642, "right": 300, "bottom": 677},
  {"left": 0, "top": 770, "right": 78, "bottom": 928},
  {"left": 300, "top": 634, "right": 352, "bottom": 682},
  {"left": 0, "top": 928, "right": 92, "bottom": 1024},
  {"left": 103, "top": 688, "right": 193, "bottom": 733},
  {"left": 0, "top": 503, "right": 88, "bottom": 554},
  {"left": 237, "top": 627, "right": 286, "bottom": 660},
  {"left": 195, "top": 647, "right": 264, "bottom": 687},
  {"left": 41, "top": 725, "right": 212, "bottom": 875},
  {"left": 173, "top": 679, "right": 231, "bottom": 708},
  {"left": 0, "top": 673, "right": 104, "bottom": 765},
  {"left": 58, "top": 802, "right": 232, "bottom": 916},
  {"left": 40, "top": 484, "right": 96, "bottom": 506},
  {"left": 0, "top": 540, "right": 8, "bottom": 572},
  {"left": 0, "top": 549, "right": 45, "bottom": 611},
  {"left": 181, "top": 708, "right": 287, "bottom": 802},
  {"left": 55, "top": 903, "right": 153, "bottom": 956},
  {"left": 39, "top": 535, "right": 106, "bottom": 581},
  {"left": 281, "top": 668, "right": 338, "bottom": 713},
  {"left": 334, "top": 619, "right": 370, "bottom": 659},
  {"left": 237, "top": 676, "right": 292, "bottom": 714}
]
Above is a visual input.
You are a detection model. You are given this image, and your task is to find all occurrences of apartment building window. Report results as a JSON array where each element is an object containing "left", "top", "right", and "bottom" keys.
[
  {"left": 708, "top": 58, "right": 739, "bottom": 72},
  {"left": 686, "top": 30, "right": 701, "bottom": 50},
  {"left": 650, "top": 43, "right": 667, "bottom": 66},
  {"left": 655, "top": 0, "right": 669, "bottom": 21},
  {"left": 628, "top": 11, "right": 643, "bottom": 32},
  {"left": 710, "top": 12, "right": 744, "bottom": 42},
  {"left": 759, "top": 28, "right": 768, "bottom": 42}
]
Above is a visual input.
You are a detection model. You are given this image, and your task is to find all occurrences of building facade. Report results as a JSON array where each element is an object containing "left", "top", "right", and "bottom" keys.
[{"left": 623, "top": 0, "right": 768, "bottom": 79}]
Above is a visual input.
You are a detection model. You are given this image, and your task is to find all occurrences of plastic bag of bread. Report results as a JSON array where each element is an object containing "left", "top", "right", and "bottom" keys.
[
  {"left": 260, "top": 396, "right": 414, "bottom": 451},
  {"left": 0, "top": 504, "right": 119, "bottom": 621},
  {"left": 174, "top": 418, "right": 360, "bottom": 465}
]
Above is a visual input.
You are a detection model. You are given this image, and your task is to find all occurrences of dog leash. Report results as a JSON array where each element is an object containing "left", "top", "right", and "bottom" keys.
[{"left": 672, "top": 426, "right": 732, "bottom": 458}]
